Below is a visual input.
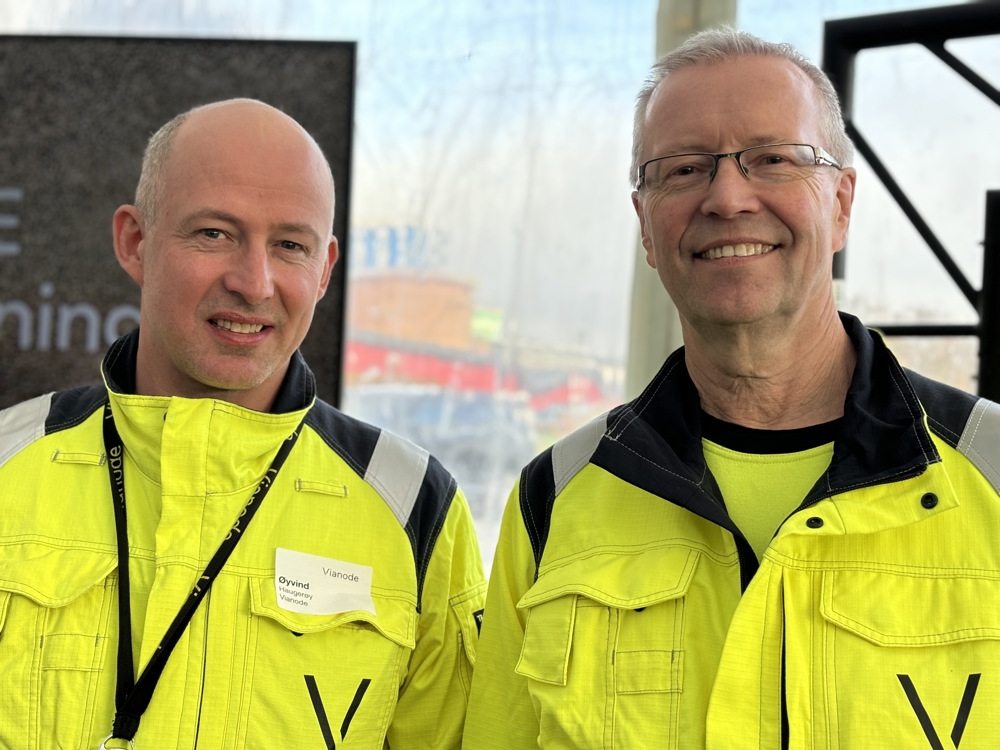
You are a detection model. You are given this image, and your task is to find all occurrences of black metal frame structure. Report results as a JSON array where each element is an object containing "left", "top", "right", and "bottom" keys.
[{"left": 822, "top": 3, "right": 1000, "bottom": 399}]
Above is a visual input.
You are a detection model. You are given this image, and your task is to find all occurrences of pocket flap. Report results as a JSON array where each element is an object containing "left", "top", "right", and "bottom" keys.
[
  {"left": 514, "top": 547, "right": 698, "bottom": 686},
  {"left": 516, "top": 593, "right": 577, "bottom": 685},
  {"left": 821, "top": 569, "right": 1000, "bottom": 646},
  {"left": 517, "top": 545, "right": 699, "bottom": 611},
  {"left": 249, "top": 577, "right": 416, "bottom": 649},
  {"left": 0, "top": 542, "right": 117, "bottom": 606}
]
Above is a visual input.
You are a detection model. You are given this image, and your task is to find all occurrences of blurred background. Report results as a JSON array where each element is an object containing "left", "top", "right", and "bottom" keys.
[{"left": 1, "top": 0, "right": 997, "bottom": 570}]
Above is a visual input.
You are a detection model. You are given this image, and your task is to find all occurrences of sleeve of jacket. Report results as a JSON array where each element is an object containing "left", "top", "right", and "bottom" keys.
[
  {"left": 462, "top": 479, "right": 540, "bottom": 749},
  {"left": 386, "top": 485, "right": 487, "bottom": 749}
]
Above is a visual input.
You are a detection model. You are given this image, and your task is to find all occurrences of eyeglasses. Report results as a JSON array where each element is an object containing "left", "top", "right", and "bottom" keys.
[{"left": 636, "top": 143, "right": 842, "bottom": 193}]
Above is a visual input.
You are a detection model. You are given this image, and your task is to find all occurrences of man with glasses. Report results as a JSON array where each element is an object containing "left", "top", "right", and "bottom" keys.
[{"left": 464, "top": 27, "right": 1000, "bottom": 749}]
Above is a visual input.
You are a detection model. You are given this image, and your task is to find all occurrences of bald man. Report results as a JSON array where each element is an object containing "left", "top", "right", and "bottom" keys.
[{"left": 0, "top": 99, "right": 486, "bottom": 749}]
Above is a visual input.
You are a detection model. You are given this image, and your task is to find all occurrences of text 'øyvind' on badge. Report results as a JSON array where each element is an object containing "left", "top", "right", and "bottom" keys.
[{"left": 275, "top": 547, "right": 376, "bottom": 616}]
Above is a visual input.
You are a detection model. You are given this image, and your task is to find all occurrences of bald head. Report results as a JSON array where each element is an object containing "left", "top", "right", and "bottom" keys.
[
  {"left": 112, "top": 97, "right": 339, "bottom": 409},
  {"left": 135, "top": 99, "right": 335, "bottom": 235}
]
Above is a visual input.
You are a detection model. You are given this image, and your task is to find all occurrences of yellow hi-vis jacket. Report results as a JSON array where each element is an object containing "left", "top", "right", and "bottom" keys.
[
  {"left": 463, "top": 313, "right": 1000, "bottom": 749},
  {"left": 0, "top": 331, "right": 486, "bottom": 749}
]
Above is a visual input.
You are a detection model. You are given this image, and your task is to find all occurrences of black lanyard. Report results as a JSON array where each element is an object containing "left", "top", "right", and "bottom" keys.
[{"left": 101, "top": 401, "right": 303, "bottom": 743}]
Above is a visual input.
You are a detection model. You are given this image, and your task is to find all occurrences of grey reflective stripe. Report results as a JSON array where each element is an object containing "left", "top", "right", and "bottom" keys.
[
  {"left": 957, "top": 398, "right": 1000, "bottom": 494},
  {"left": 0, "top": 393, "right": 52, "bottom": 469},
  {"left": 552, "top": 412, "right": 608, "bottom": 495},
  {"left": 364, "top": 429, "right": 430, "bottom": 527}
]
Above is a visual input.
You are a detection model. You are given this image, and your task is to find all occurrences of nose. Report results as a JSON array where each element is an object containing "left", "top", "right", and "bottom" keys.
[
  {"left": 699, "top": 155, "right": 760, "bottom": 218},
  {"left": 224, "top": 240, "right": 275, "bottom": 304}
]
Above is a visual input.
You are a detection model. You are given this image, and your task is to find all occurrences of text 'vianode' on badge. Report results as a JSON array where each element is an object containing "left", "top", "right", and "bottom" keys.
[{"left": 275, "top": 547, "right": 375, "bottom": 615}]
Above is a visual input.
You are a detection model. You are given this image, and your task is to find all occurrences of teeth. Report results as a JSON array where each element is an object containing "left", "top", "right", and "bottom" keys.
[
  {"left": 214, "top": 319, "right": 264, "bottom": 334},
  {"left": 703, "top": 243, "right": 775, "bottom": 260}
]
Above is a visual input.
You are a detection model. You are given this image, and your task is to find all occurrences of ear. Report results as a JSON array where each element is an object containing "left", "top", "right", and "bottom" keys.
[
  {"left": 113, "top": 205, "right": 147, "bottom": 286},
  {"left": 631, "top": 190, "right": 657, "bottom": 268},
  {"left": 315, "top": 236, "right": 338, "bottom": 301},
  {"left": 831, "top": 167, "right": 856, "bottom": 253}
]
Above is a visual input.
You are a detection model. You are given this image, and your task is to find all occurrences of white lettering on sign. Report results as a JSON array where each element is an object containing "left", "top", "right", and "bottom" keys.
[
  {"left": 0, "top": 186, "right": 23, "bottom": 257},
  {"left": 0, "top": 281, "right": 139, "bottom": 353}
]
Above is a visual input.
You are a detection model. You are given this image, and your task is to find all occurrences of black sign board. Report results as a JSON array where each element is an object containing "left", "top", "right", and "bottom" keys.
[{"left": 0, "top": 36, "right": 355, "bottom": 409}]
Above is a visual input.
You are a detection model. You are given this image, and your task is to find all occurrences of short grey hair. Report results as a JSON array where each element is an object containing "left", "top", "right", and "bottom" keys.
[
  {"left": 631, "top": 27, "right": 854, "bottom": 187},
  {"left": 134, "top": 107, "right": 198, "bottom": 233}
]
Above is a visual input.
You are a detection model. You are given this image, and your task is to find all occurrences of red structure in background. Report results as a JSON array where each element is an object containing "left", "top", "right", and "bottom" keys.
[
  {"left": 344, "top": 272, "right": 616, "bottom": 428},
  {"left": 345, "top": 336, "right": 607, "bottom": 420},
  {"left": 346, "top": 337, "right": 517, "bottom": 392}
]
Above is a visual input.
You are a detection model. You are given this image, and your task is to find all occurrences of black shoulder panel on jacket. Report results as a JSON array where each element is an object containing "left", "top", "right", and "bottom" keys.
[
  {"left": 908, "top": 368, "right": 1000, "bottom": 495},
  {"left": 519, "top": 410, "right": 614, "bottom": 574},
  {"left": 905, "top": 368, "right": 978, "bottom": 450},
  {"left": 46, "top": 385, "right": 107, "bottom": 434},
  {"left": 304, "top": 398, "right": 383, "bottom": 475},
  {"left": 519, "top": 447, "right": 557, "bottom": 573},
  {"left": 404, "top": 452, "right": 458, "bottom": 611},
  {"left": 305, "top": 398, "right": 457, "bottom": 610}
]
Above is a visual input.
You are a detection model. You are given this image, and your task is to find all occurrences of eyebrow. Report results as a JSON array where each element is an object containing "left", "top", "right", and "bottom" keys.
[{"left": 660, "top": 136, "right": 794, "bottom": 156}]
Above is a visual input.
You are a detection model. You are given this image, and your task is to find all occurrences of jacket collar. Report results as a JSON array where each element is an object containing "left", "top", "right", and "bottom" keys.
[
  {"left": 101, "top": 328, "right": 317, "bottom": 414},
  {"left": 823, "top": 313, "right": 939, "bottom": 500},
  {"left": 591, "top": 313, "right": 940, "bottom": 524},
  {"left": 100, "top": 329, "right": 316, "bottom": 490}
]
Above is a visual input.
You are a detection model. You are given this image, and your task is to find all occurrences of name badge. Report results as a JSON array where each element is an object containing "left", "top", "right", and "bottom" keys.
[{"left": 275, "top": 547, "right": 375, "bottom": 615}]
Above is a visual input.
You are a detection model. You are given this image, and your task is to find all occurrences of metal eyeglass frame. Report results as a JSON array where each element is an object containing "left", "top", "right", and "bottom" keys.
[{"left": 635, "top": 143, "right": 842, "bottom": 190}]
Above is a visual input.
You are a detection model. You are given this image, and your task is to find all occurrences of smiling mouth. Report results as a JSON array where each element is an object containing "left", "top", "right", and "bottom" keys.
[
  {"left": 699, "top": 242, "right": 777, "bottom": 260},
  {"left": 212, "top": 319, "right": 266, "bottom": 334}
]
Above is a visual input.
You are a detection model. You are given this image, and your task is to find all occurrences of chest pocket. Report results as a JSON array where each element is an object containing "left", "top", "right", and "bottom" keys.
[
  {"left": 238, "top": 576, "right": 417, "bottom": 749},
  {"left": 0, "top": 543, "right": 117, "bottom": 750},
  {"left": 514, "top": 546, "right": 699, "bottom": 750},
  {"left": 816, "top": 569, "right": 1000, "bottom": 749}
]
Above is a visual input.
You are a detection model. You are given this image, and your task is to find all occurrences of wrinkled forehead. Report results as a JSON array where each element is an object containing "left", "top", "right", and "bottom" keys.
[{"left": 642, "top": 56, "right": 824, "bottom": 157}]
